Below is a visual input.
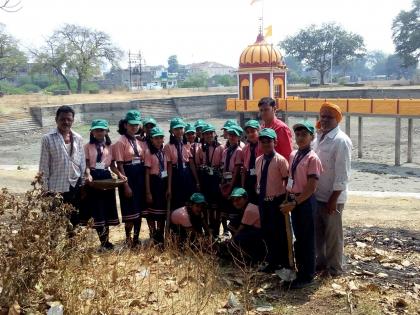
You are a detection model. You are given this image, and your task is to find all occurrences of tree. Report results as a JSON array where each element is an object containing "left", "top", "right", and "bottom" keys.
[
  {"left": 31, "top": 34, "right": 72, "bottom": 91},
  {"left": 0, "top": 24, "right": 27, "bottom": 81},
  {"left": 280, "top": 23, "right": 365, "bottom": 85},
  {"left": 168, "top": 55, "right": 179, "bottom": 73},
  {"left": 211, "top": 74, "right": 236, "bottom": 86},
  {"left": 392, "top": 0, "right": 420, "bottom": 68},
  {"left": 180, "top": 71, "right": 208, "bottom": 88}
]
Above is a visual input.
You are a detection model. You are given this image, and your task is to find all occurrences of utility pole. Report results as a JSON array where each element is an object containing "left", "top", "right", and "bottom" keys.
[{"left": 128, "top": 50, "right": 132, "bottom": 91}]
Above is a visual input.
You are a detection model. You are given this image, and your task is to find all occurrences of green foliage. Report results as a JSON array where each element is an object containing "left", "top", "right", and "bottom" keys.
[
  {"left": 0, "top": 23, "right": 27, "bottom": 81},
  {"left": 392, "top": 0, "right": 420, "bottom": 67},
  {"left": 0, "top": 81, "right": 25, "bottom": 94},
  {"left": 33, "top": 24, "right": 122, "bottom": 94},
  {"left": 281, "top": 23, "right": 365, "bottom": 84},
  {"left": 211, "top": 74, "right": 236, "bottom": 86},
  {"left": 179, "top": 71, "right": 209, "bottom": 88},
  {"left": 168, "top": 55, "right": 179, "bottom": 73},
  {"left": 19, "top": 83, "right": 41, "bottom": 93}
]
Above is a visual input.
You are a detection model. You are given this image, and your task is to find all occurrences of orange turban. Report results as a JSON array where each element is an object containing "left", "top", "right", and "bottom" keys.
[{"left": 316, "top": 102, "right": 343, "bottom": 129}]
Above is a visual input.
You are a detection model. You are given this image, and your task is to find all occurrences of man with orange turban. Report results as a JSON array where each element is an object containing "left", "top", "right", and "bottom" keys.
[{"left": 313, "top": 102, "right": 352, "bottom": 277}]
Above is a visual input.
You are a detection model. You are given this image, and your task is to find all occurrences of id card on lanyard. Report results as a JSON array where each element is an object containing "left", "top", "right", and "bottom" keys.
[{"left": 95, "top": 162, "right": 106, "bottom": 170}]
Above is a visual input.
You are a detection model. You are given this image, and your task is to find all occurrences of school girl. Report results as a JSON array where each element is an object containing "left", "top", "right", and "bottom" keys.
[
  {"left": 241, "top": 119, "right": 261, "bottom": 204},
  {"left": 194, "top": 119, "right": 206, "bottom": 143},
  {"left": 171, "top": 193, "right": 209, "bottom": 246},
  {"left": 197, "top": 123, "right": 224, "bottom": 238},
  {"left": 184, "top": 123, "right": 201, "bottom": 169},
  {"left": 220, "top": 124, "right": 244, "bottom": 235},
  {"left": 164, "top": 117, "right": 200, "bottom": 210},
  {"left": 280, "top": 120, "right": 323, "bottom": 289},
  {"left": 144, "top": 126, "right": 171, "bottom": 244},
  {"left": 81, "top": 119, "right": 124, "bottom": 250},
  {"left": 113, "top": 110, "right": 146, "bottom": 247}
]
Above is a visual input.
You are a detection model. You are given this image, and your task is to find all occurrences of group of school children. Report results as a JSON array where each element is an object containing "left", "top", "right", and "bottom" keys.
[{"left": 80, "top": 106, "right": 323, "bottom": 289}]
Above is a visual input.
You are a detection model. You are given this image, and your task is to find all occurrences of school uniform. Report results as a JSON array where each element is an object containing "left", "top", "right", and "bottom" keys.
[
  {"left": 112, "top": 135, "right": 146, "bottom": 222},
  {"left": 187, "top": 141, "right": 202, "bottom": 169},
  {"left": 255, "top": 151, "right": 289, "bottom": 268},
  {"left": 171, "top": 206, "right": 204, "bottom": 244},
  {"left": 287, "top": 148, "right": 323, "bottom": 281},
  {"left": 144, "top": 147, "right": 169, "bottom": 221},
  {"left": 164, "top": 141, "right": 196, "bottom": 210},
  {"left": 80, "top": 142, "right": 119, "bottom": 227},
  {"left": 220, "top": 145, "right": 244, "bottom": 227},
  {"left": 198, "top": 143, "right": 223, "bottom": 206},
  {"left": 242, "top": 142, "right": 261, "bottom": 204},
  {"left": 231, "top": 203, "right": 266, "bottom": 264}
]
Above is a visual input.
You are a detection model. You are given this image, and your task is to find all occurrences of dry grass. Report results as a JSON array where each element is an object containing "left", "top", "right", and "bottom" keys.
[
  {"left": 0, "top": 87, "right": 236, "bottom": 115},
  {"left": 0, "top": 177, "right": 419, "bottom": 314}
]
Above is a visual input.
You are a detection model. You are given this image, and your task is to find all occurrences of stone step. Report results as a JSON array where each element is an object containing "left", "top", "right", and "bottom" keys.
[{"left": 0, "top": 119, "right": 41, "bottom": 133}]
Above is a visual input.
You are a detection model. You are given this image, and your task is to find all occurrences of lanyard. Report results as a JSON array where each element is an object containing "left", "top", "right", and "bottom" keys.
[
  {"left": 224, "top": 145, "right": 237, "bottom": 172},
  {"left": 155, "top": 149, "right": 165, "bottom": 173},
  {"left": 205, "top": 143, "right": 217, "bottom": 167},
  {"left": 126, "top": 135, "right": 140, "bottom": 157},
  {"left": 95, "top": 142, "right": 105, "bottom": 163},
  {"left": 291, "top": 147, "right": 311, "bottom": 180}
]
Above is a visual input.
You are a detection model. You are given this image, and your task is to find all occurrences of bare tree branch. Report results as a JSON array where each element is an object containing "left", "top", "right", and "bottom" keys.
[{"left": 0, "top": 0, "right": 22, "bottom": 12}]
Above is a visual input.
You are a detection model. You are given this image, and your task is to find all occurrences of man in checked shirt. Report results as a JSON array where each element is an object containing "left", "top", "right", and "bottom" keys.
[{"left": 39, "top": 105, "right": 86, "bottom": 227}]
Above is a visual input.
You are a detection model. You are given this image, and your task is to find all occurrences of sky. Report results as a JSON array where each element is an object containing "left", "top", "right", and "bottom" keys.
[{"left": 0, "top": 0, "right": 414, "bottom": 68}]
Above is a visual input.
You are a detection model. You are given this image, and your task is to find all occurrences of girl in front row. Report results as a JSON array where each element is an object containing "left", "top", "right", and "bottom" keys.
[
  {"left": 113, "top": 110, "right": 146, "bottom": 247},
  {"left": 145, "top": 126, "right": 171, "bottom": 245},
  {"left": 81, "top": 119, "right": 126, "bottom": 250}
]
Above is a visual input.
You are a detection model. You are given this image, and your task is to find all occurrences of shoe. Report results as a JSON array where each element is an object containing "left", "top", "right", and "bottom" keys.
[
  {"left": 289, "top": 279, "right": 314, "bottom": 289},
  {"left": 103, "top": 242, "right": 114, "bottom": 250},
  {"left": 132, "top": 238, "right": 141, "bottom": 248}
]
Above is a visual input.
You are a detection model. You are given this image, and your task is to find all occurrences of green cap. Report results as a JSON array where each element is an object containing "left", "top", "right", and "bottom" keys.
[
  {"left": 143, "top": 117, "right": 157, "bottom": 128},
  {"left": 221, "top": 119, "right": 238, "bottom": 130},
  {"left": 230, "top": 187, "right": 248, "bottom": 198},
  {"left": 194, "top": 119, "right": 207, "bottom": 129},
  {"left": 244, "top": 119, "right": 260, "bottom": 130},
  {"left": 125, "top": 110, "right": 142, "bottom": 125},
  {"left": 202, "top": 123, "right": 216, "bottom": 133},
  {"left": 293, "top": 120, "right": 315, "bottom": 135},
  {"left": 227, "top": 124, "right": 243, "bottom": 137},
  {"left": 90, "top": 119, "right": 109, "bottom": 130},
  {"left": 190, "top": 192, "right": 206, "bottom": 204},
  {"left": 185, "top": 123, "right": 196, "bottom": 134},
  {"left": 259, "top": 128, "right": 277, "bottom": 140},
  {"left": 150, "top": 126, "right": 165, "bottom": 138},
  {"left": 169, "top": 117, "right": 186, "bottom": 131}
]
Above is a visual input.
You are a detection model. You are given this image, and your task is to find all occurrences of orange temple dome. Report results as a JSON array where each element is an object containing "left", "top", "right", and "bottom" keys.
[{"left": 239, "top": 33, "right": 286, "bottom": 69}]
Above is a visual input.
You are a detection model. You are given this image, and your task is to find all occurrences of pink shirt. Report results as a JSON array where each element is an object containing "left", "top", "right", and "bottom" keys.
[
  {"left": 186, "top": 142, "right": 202, "bottom": 166},
  {"left": 171, "top": 207, "right": 192, "bottom": 227},
  {"left": 144, "top": 148, "right": 168, "bottom": 175},
  {"left": 164, "top": 142, "right": 192, "bottom": 165},
  {"left": 261, "top": 117, "right": 293, "bottom": 161},
  {"left": 112, "top": 135, "right": 146, "bottom": 162},
  {"left": 84, "top": 143, "right": 113, "bottom": 168},
  {"left": 197, "top": 144, "right": 224, "bottom": 167},
  {"left": 241, "top": 203, "right": 261, "bottom": 228},
  {"left": 287, "top": 150, "right": 323, "bottom": 194},
  {"left": 255, "top": 152, "right": 289, "bottom": 197},
  {"left": 242, "top": 142, "right": 262, "bottom": 171},
  {"left": 222, "top": 146, "right": 244, "bottom": 172}
]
